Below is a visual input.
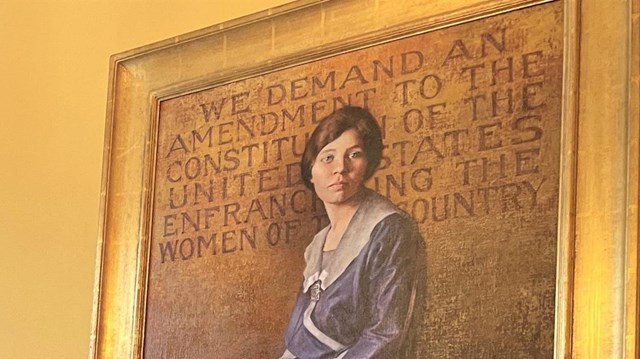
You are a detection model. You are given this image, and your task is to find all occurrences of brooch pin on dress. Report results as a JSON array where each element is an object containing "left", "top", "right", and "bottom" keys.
[{"left": 310, "top": 280, "right": 322, "bottom": 302}]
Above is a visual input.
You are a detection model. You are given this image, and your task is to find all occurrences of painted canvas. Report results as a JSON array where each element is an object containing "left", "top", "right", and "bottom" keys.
[{"left": 143, "top": 2, "right": 563, "bottom": 357}]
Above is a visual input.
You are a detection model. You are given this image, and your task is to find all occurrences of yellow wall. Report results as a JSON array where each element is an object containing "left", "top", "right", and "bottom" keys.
[{"left": 0, "top": 1, "right": 294, "bottom": 358}]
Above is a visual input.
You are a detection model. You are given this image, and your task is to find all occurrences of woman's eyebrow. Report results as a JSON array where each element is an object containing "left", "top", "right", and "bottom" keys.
[
  {"left": 318, "top": 145, "right": 362, "bottom": 156},
  {"left": 318, "top": 148, "right": 336, "bottom": 155}
]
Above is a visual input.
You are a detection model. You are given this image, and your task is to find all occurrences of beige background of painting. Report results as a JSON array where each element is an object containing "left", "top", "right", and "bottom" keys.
[{"left": 0, "top": 1, "right": 294, "bottom": 358}]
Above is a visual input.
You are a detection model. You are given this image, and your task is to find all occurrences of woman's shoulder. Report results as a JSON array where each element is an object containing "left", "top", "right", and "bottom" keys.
[
  {"left": 363, "top": 190, "right": 417, "bottom": 230},
  {"left": 371, "top": 211, "right": 420, "bottom": 240},
  {"left": 364, "top": 211, "right": 424, "bottom": 269}
]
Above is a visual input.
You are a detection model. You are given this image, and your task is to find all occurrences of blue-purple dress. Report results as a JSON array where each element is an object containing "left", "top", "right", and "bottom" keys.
[{"left": 281, "top": 189, "right": 424, "bottom": 359}]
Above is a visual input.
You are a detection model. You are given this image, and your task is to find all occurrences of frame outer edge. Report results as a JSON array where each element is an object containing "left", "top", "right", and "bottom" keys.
[
  {"left": 89, "top": 54, "right": 120, "bottom": 359},
  {"left": 626, "top": 0, "right": 640, "bottom": 357},
  {"left": 571, "top": 0, "right": 637, "bottom": 357}
]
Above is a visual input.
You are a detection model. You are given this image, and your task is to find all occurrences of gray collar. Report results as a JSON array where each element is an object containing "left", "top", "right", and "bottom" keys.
[{"left": 302, "top": 189, "right": 399, "bottom": 292}]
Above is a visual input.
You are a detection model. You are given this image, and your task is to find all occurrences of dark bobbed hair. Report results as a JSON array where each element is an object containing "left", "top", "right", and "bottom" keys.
[{"left": 300, "top": 106, "right": 383, "bottom": 190}]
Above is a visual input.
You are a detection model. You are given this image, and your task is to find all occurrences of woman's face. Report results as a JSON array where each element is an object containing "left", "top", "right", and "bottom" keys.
[{"left": 311, "top": 128, "right": 368, "bottom": 206}]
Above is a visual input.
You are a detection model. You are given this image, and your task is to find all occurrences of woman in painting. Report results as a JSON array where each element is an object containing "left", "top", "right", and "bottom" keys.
[{"left": 280, "top": 106, "right": 424, "bottom": 359}]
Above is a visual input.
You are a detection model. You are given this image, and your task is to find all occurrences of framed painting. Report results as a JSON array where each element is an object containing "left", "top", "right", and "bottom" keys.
[{"left": 90, "top": 0, "right": 639, "bottom": 358}]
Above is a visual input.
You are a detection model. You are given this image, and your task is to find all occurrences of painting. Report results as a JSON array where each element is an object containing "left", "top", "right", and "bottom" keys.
[
  {"left": 91, "top": 0, "right": 640, "bottom": 356},
  {"left": 140, "top": 1, "right": 563, "bottom": 357}
]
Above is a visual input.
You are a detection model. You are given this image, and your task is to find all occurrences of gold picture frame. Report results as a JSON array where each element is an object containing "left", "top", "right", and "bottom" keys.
[{"left": 90, "top": 0, "right": 639, "bottom": 357}]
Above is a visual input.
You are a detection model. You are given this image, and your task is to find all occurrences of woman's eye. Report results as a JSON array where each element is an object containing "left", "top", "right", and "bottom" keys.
[
  {"left": 349, "top": 151, "right": 363, "bottom": 159},
  {"left": 321, "top": 154, "right": 334, "bottom": 163}
]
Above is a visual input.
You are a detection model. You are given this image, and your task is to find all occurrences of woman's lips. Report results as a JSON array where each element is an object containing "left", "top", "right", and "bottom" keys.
[{"left": 329, "top": 181, "right": 348, "bottom": 190}]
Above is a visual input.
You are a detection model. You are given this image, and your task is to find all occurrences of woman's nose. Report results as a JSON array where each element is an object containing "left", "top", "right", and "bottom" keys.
[{"left": 333, "top": 157, "right": 350, "bottom": 174}]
